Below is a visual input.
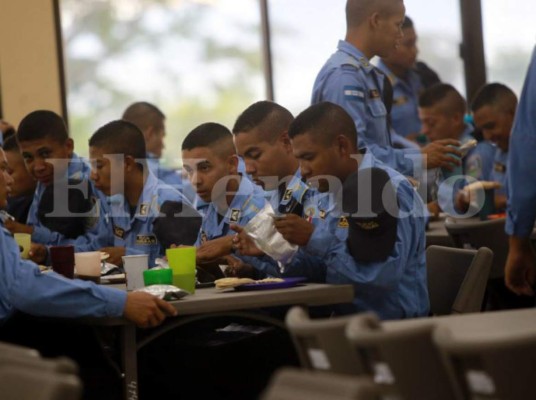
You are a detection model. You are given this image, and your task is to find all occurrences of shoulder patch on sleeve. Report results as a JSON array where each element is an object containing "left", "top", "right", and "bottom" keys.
[{"left": 344, "top": 85, "right": 365, "bottom": 102}]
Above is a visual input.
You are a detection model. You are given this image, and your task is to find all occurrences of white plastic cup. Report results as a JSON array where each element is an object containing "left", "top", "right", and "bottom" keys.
[
  {"left": 74, "top": 251, "right": 101, "bottom": 283},
  {"left": 122, "top": 254, "right": 149, "bottom": 291}
]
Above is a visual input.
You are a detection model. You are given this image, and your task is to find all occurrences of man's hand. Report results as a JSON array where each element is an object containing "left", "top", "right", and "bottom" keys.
[
  {"left": 222, "top": 255, "right": 256, "bottom": 278},
  {"left": 29, "top": 243, "right": 48, "bottom": 264},
  {"left": 505, "top": 236, "right": 536, "bottom": 296},
  {"left": 421, "top": 139, "right": 462, "bottom": 170},
  {"left": 197, "top": 236, "right": 233, "bottom": 263},
  {"left": 123, "top": 292, "right": 178, "bottom": 328},
  {"left": 100, "top": 246, "right": 126, "bottom": 266},
  {"left": 230, "top": 224, "right": 264, "bottom": 256},
  {"left": 4, "top": 220, "right": 33, "bottom": 234},
  {"left": 273, "top": 214, "right": 314, "bottom": 246}
]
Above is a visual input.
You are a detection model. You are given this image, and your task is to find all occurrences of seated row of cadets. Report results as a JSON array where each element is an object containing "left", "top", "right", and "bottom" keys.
[{"left": 4, "top": 102, "right": 429, "bottom": 321}]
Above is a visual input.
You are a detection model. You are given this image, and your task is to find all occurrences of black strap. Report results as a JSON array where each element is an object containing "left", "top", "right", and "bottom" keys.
[{"left": 371, "top": 69, "right": 394, "bottom": 147}]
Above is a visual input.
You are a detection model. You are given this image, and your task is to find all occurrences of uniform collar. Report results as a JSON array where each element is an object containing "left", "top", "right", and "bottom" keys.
[
  {"left": 337, "top": 40, "right": 375, "bottom": 73},
  {"left": 110, "top": 171, "right": 160, "bottom": 223}
]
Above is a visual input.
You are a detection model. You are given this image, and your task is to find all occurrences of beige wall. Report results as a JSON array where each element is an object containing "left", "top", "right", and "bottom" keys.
[{"left": 0, "top": 0, "right": 65, "bottom": 127}]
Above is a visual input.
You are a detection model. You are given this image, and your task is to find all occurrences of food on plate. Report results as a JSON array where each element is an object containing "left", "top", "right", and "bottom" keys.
[{"left": 214, "top": 277, "right": 284, "bottom": 289}]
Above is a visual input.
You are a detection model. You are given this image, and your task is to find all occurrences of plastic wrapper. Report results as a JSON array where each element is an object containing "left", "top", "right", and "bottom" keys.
[
  {"left": 242, "top": 203, "right": 298, "bottom": 264},
  {"left": 135, "top": 284, "right": 189, "bottom": 301}
]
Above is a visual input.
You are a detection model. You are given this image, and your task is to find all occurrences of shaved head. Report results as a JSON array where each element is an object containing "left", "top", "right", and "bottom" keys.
[{"left": 346, "top": 0, "right": 404, "bottom": 28}]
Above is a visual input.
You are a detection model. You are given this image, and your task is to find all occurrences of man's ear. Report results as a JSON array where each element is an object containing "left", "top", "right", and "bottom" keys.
[
  {"left": 228, "top": 154, "right": 239, "bottom": 175},
  {"left": 65, "top": 138, "right": 75, "bottom": 156},
  {"left": 336, "top": 134, "right": 352, "bottom": 157},
  {"left": 369, "top": 11, "right": 381, "bottom": 30},
  {"left": 124, "top": 155, "right": 137, "bottom": 172},
  {"left": 279, "top": 130, "right": 293, "bottom": 153}
]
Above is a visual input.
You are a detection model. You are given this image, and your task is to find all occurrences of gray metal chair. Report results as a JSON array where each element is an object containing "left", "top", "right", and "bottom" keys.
[
  {"left": 285, "top": 306, "right": 364, "bottom": 375},
  {"left": 444, "top": 217, "right": 507, "bottom": 279},
  {"left": 434, "top": 324, "right": 536, "bottom": 400},
  {"left": 426, "top": 245, "right": 493, "bottom": 315},
  {"left": 0, "top": 354, "right": 78, "bottom": 375},
  {"left": 0, "top": 341, "right": 40, "bottom": 359},
  {"left": 0, "top": 366, "right": 82, "bottom": 400},
  {"left": 260, "top": 367, "right": 379, "bottom": 400},
  {"left": 346, "top": 314, "right": 463, "bottom": 400}
]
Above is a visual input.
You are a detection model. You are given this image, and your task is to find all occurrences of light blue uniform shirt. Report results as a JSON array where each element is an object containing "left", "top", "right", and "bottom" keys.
[
  {"left": 107, "top": 172, "right": 196, "bottom": 267},
  {"left": 195, "top": 176, "right": 266, "bottom": 246},
  {"left": 302, "top": 151, "right": 429, "bottom": 320},
  {"left": 437, "top": 127, "right": 495, "bottom": 212},
  {"left": 240, "top": 170, "right": 327, "bottom": 282},
  {"left": 0, "top": 221, "right": 126, "bottom": 323},
  {"left": 27, "top": 153, "right": 112, "bottom": 252},
  {"left": 312, "top": 40, "right": 422, "bottom": 176},
  {"left": 491, "top": 148, "right": 508, "bottom": 198},
  {"left": 377, "top": 60, "right": 423, "bottom": 138},
  {"left": 506, "top": 46, "right": 536, "bottom": 237}
]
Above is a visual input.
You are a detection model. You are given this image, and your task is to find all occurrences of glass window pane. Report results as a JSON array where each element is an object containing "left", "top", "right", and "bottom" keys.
[
  {"left": 401, "top": 0, "right": 464, "bottom": 95},
  {"left": 270, "top": 0, "right": 465, "bottom": 115},
  {"left": 270, "top": 0, "right": 346, "bottom": 115},
  {"left": 482, "top": 1, "right": 536, "bottom": 95},
  {"left": 60, "top": 0, "right": 262, "bottom": 166}
]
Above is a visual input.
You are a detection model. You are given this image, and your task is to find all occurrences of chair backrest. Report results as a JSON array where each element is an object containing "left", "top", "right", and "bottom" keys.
[
  {"left": 0, "top": 341, "right": 40, "bottom": 359},
  {"left": 346, "top": 315, "right": 463, "bottom": 400},
  {"left": 260, "top": 367, "right": 379, "bottom": 400},
  {"left": 0, "top": 355, "right": 79, "bottom": 375},
  {"left": 434, "top": 325, "right": 536, "bottom": 400},
  {"left": 426, "top": 245, "right": 492, "bottom": 315},
  {"left": 0, "top": 366, "right": 82, "bottom": 400},
  {"left": 285, "top": 307, "right": 364, "bottom": 375},
  {"left": 444, "top": 217, "right": 507, "bottom": 279}
]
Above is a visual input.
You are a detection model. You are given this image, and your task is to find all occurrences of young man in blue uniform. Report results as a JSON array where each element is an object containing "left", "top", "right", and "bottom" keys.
[
  {"left": 4, "top": 110, "right": 111, "bottom": 263},
  {"left": 505, "top": 46, "right": 536, "bottom": 298},
  {"left": 272, "top": 102, "right": 429, "bottom": 320},
  {"left": 312, "top": 0, "right": 460, "bottom": 177},
  {"left": 4, "top": 135, "right": 36, "bottom": 223},
  {"left": 0, "top": 144, "right": 177, "bottom": 397},
  {"left": 377, "top": 16, "right": 424, "bottom": 142},
  {"left": 418, "top": 83, "right": 496, "bottom": 215},
  {"left": 231, "top": 101, "right": 326, "bottom": 282},
  {"left": 181, "top": 122, "right": 266, "bottom": 267},
  {"left": 471, "top": 83, "right": 518, "bottom": 212},
  {"left": 122, "top": 102, "right": 198, "bottom": 201},
  {"left": 89, "top": 120, "right": 201, "bottom": 267}
]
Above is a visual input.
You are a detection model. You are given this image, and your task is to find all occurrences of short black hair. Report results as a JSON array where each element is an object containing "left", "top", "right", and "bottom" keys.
[
  {"left": 181, "top": 122, "right": 235, "bottom": 155},
  {"left": 289, "top": 102, "right": 357, "bottom": 146},
  {"left": 89, "top": 120, "right": 146, "bottom": 160},
  {"left": 402, "top": 15, "right": 414, "bottom": 29},
  {"left": 346, "top": 0, "right": 404, "bottom": 28},
  {"left": 232, "top": 101, "right": 294, "bottom": 142},
  {"left": 471, "top": 82, "right": 518, "bottom": 114},
  {"left": 17, "top": 110, "right": 68, "bottom": 143},
  {"left": 419, "top": 83, "right": 466, "bottom": 115},
  {"left": 2, "top": 135, "right": 19, "bottom": 153},
  {"left": 122, "top": 101, "right": 165, "bottom": 131}
]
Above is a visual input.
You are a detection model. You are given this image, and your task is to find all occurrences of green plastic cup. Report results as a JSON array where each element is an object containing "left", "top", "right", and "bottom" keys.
[
  {"left": 172, "top": 272, "right": 196, "bottom": 294},
  {"left": 166, "top": 246, "right": 196, "bottom": 274},
  {"left": 143, "top": 268, "right": 173, "bottom": 286}
]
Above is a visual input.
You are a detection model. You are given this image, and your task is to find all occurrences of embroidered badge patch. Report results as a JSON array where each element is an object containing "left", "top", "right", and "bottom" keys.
[
  {"left": 338, "top": 216, "right": 349, "bottom": 228},
  {"left": 113, "top": 225, "right": 125, "bottom": 239},
  {"left": 136, "top": 234, "right": 157, "bottom": 245},
  {"left": 230, "top": 209, "right": 241, "bottom": 223}
]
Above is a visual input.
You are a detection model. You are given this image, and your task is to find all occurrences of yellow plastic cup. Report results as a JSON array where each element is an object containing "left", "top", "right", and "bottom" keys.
[
  {"left": 14, "top": 233, "right": 31, "bottom": 259},
  {"left": 166, "top": 246, "right": 196, "bottom": 293}
]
